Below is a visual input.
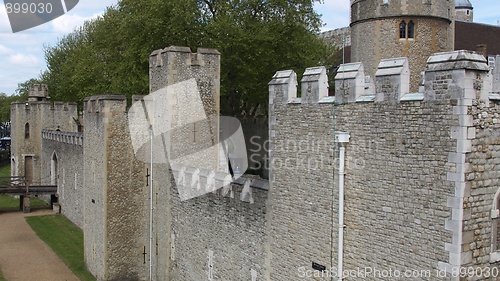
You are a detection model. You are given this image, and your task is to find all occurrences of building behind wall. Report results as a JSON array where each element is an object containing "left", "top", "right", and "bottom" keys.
[
  {"left": 350, "top": 0, "right": 455, "bottom": 92},
  {"left": 323, "top": 0, "right": 500, "bottom": 92},
  {"left": 455, "top": 0, "right": 474, "bottom": 22}
]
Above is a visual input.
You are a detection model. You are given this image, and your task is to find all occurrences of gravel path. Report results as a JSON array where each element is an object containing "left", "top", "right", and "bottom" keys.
[{"left": 0, "top": 210, "right": 80, "bottom": 281}]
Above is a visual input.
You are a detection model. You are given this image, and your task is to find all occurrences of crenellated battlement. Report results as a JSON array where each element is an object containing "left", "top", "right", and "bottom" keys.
[
  {"left": 84, "top": 95, "right": 127, "bottom": 114},
  {"left": 12, "top": 84, "right": 77, "bottom": 111},
  {"left": 149, "top": 46, "right": 221, "bottom": 95},
  {"left": 149, "top": 46, "right": 220, "bottom": 69},
  {"left": 268, "top": 67, "right": 334, "bottom": 105},
  {"left": 28, "top": 84, "right": 49, "bottom": 102},
  {"left": 42, "top": 129, "right": 83, "bottom": 146},
  {"left": 268, "top": 49, "right": 500, "bottom": 277},
  {"left": 51, "top": 102, "right": 77, "bottom": 112},
  {"left": 270, "top": 50, "right": 498, "bottom": 106},
  {"left": 148, "top": 46, "right": 221, "bottom": 124},
  {"left": 301, "top": 66, "right": 329, "bottom": 103},
  {"left": 12, "top": 100, "right": 77, "bottom": 110},
  {"left": 170, "top": 163, "right": 268, "bottom": 204}
]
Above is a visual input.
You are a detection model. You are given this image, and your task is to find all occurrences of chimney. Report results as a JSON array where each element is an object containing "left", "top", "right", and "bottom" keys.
[{"left": 476, "top": 44, "right": 487, "bottom": 58}]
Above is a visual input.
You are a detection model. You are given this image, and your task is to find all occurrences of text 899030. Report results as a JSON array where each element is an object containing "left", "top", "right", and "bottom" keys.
[{"left": 5, "top": 2, "right": 52, "bottom": 14}]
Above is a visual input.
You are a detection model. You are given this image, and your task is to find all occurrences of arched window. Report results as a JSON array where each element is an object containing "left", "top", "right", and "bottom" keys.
[
  {"left": 399, "top": 21, "right": 406, "bottom": 38},
  {"left": 399, "top": 20, "right": 416, "bottom": 39},
  {"left": 24, "top": 123, "right": 30, "bottom": 138},
  {"left": 491, "top": 189, "right": 500, "bottom": 262},
  {"left": 408, "top": 21, "right": 415, "bottom": 38},
  {"left": 51, "top": 153, "right": 58, "bottom": 186}
]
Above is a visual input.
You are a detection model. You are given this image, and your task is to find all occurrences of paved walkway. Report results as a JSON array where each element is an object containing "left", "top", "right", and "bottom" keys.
[{"left": 0, "top": 209, "right": 80, "bottom": 281}]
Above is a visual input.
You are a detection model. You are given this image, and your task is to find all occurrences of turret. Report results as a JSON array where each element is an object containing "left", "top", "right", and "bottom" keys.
[
  {"left": 455, "top": 0, "right": 473, "bottom": 22},
  {"left": 350, "top": 0, "right": 455, "bottom": 92},
  {"left": 27, "top": 84, "right": 49, "bottom": 102}
]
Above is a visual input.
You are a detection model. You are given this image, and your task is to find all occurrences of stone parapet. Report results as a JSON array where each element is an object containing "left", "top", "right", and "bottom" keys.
[
  {"left": 335, "top": 62, "right": 365, "bottom": 103},
  {"left": 375, "top": 57, "right": 410, "bottom": 102},
  {"left": 42, "top": 129, "right": 83, "bottom": 146},
  {"left": 84, "top": 95, "right": 127, "bottom": 114},
  {"left": 268, "top": 70, "right": 298, "bottom": 105},
  {"left": 301, "top": 66, "right": 329, "bottom": 103}
]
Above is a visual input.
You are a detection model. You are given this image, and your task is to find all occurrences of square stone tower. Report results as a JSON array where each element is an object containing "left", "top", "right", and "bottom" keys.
[{"left": 10, "top": 84, "right": 77, "bottom": 183}]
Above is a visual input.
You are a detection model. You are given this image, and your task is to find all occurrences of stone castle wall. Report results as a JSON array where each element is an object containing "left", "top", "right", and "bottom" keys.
[
  {"left": 41, "top": 130, "right": 84, "bottom": 228},
  {"left": 268, "top": 50, "right": 499, "bottom": 280},
  {"left": 465, "top": 98, "right": 500, "bottom": 267},
  {"left": 167, "top": 178, "right": 269, "bottom": 280},
  {"left": 72, "top": 47, "right": 272, "bottom": 281},
  {"left": 148, "top": 47, "right": 271, "bottom": 281},
  {"left": 82, "top": 96, "right": 113, "bottom": 280},
  {"left": 83, "top": 95, "right": 149, "bottom": 281},
  {"left": 455, "top": 8, "right": 473, "bottom": 22},
  {"left": 319, "top": 27, "right": 351, "bottom": 49},
  {"left": 268, "top": 68, "right": 336, "bottom": 280},
  {"left": 334, "top": 101, "right": 456, "bottom": 279}
]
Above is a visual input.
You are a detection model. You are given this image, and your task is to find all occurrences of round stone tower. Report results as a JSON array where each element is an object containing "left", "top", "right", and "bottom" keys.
[
  {"left": 455, "top": 0, "right": 473, "bottom": 22},
  {"left": 350, "top": 0, "right": 455, "bottom": 92}
]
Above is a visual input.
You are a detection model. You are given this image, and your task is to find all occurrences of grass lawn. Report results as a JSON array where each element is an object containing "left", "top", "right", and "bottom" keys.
[
  {"left": 26, "top": 215, "right": 95, "bottom": 281},
  {"left": 0, "top": 164, "right": 9, "bottom": 177},
  {"left": 0, "top": 164, "right": 49, "bottom": 209},
  {"left": 0, "top": 269, "right": 5, "bottom": 281},
  {"left": 0, "top": 195, "right": 49, "bottom": 209}
]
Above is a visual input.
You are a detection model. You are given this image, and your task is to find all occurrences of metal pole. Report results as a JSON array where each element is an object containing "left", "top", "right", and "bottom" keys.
[
  {"left": 335, "top": 132, "right": 349, "bottom": 281},
  {"left": 149, "top": 127, "right": 154, "bottom": 281},
  {"left": 337, "top": 144, "right": 345, "bottom": 281}
]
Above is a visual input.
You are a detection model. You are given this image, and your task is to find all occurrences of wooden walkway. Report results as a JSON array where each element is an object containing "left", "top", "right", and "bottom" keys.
[{"left": 0, "top": 186, "right": 57, "bottom": 196}]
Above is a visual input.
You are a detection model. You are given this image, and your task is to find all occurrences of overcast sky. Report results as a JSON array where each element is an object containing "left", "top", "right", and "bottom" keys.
[{"left": 0, "top": 0, "right": 499, "bottom": 96}]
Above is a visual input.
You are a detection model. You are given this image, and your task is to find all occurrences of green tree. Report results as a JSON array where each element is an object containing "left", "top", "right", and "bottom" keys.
[
  {"left": 0, "top": 93, "right": 13, "bottom": 124},
  {"left": 42, "top": 0, "right": 335, "bottom": 116},
  {"left": 0, "top": 93, "right": 23, "bottom": 123},
  {"left": 15, "top": 78, "right": 42, "bottom": 97},
  {"left": 0, "top": 78, "right": 41, "bottom": 124}
]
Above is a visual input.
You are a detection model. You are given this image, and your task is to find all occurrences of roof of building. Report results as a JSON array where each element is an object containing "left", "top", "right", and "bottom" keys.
[
  {"left": 455, "top": 21, "right": 500, "bottom": 56},
  {"left": 455, "top": 0, "right": 473, "bottom": 9}
]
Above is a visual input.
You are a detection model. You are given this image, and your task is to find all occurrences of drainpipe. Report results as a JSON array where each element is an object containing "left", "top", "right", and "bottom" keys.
[
  {"left": 335, "top": 132, "right": 350, "bottom": 281},
  {"left": 149, "top": 127, "right": 154, "bottom": 281}
]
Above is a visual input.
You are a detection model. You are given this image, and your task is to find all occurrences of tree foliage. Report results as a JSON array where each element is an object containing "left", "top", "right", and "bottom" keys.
[{"left": 41, "top": 0, "right": 336, "bottom": 116}]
